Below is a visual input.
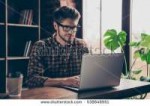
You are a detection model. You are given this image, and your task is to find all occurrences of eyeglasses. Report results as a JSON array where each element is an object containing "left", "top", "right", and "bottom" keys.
[{"left": 56, "top": 21, "right": 81, "bottom": 33}]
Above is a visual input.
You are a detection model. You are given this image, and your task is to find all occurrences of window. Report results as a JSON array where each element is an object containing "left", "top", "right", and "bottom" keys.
[
  {"left": 131, "top": 0, "right": 150, "bottom": 77},
  {"left": 102, "top": 0, "right": 122, "bottom": 53},
  {"left": 83, "top": 0, "right": 122, "bottom": 53},
  {"left": 83, "top": 0, "right": 101, "bottom": 53}
]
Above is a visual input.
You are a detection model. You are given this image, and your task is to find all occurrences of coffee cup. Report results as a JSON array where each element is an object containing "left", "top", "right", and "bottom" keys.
[{"left": 7, "top": 72, "right": 23, "bottom": 98}]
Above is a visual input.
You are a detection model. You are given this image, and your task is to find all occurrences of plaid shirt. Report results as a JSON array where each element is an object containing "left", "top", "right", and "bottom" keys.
[{"left": 27, "top": 34, "right": 89, "bottom": 88}]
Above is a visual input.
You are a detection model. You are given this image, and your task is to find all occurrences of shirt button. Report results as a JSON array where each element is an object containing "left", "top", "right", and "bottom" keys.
[{"left": 63, "top": 69, "right": 66, "bottom": 72}]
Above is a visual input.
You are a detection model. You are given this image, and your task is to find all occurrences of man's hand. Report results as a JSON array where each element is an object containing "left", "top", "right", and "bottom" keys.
[
  {"left": 61, "top": 76, "right": 80, "bottom": 87},
  {"left": 44, "top": 75, "right": 80, "bottom": 87}
]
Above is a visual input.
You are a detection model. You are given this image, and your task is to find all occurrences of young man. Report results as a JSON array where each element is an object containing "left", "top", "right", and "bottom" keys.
[{"left": 27, "top": 6, "right": 89, "bottom": 88}]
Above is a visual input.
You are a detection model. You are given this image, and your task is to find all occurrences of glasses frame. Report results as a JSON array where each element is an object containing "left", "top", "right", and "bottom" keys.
[{"left": 56, "top": 21, "right": 81, "bottom": 33}]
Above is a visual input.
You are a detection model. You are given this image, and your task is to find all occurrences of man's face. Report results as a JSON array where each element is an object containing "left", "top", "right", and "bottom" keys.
[{"left": 54, "top": 18, "right": 80, "bottom": 44}]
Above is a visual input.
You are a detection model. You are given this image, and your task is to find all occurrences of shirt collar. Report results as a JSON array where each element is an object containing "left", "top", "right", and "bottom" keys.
[{"left": 52, "top": 33, "right": 61, "bottom": 46}]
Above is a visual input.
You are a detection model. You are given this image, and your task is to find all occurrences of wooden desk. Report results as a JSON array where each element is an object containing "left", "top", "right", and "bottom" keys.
[{"left": 20, "top": 79, "right": 150, "bottom": 99}]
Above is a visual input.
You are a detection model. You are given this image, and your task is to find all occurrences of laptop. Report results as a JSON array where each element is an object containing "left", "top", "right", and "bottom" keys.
[{"left": 62, "top": 53, "right": 124, "bottom": 92}]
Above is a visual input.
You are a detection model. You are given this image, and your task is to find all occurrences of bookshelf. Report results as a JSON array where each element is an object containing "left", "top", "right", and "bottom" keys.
[
  {"left": 0, "top": 23, "right": 5, "bottom": 25},
  {"left": 0, "top": 58, "right": 5, "bottom": 61},
  {"left": 7, "top": 57, "right": 30, "bottom": 60},
  {"left": 0, "top": 0, "right": 41, "bottom": 94},
  {"left": 0, "top": 0, "right": 83, "bottom": 94},
  {"left": 8, "top": 23, "right": 39, "bottom": 28}
]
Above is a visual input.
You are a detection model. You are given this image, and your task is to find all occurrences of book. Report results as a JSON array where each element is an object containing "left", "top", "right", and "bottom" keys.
[
  {"left": 23, "top": 41, "right": 32, "bottom": 57},
  {"left": 19, "top": 10, "right": 33, "bottom": 25}
]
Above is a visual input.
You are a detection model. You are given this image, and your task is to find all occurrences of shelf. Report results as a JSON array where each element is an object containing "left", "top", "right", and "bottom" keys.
[
  {"left": 0, "top": 0, "right": 41, "bottom": 93},
  {"left": 0, "top": 58, "right": 5, "bottom": 61},
  {"left": 0, "top": 23, "right": 4, "bottom": 25},
  {"left": 7, "top": 57, "right": 30, "bottom": 60},
  {"left": 8, "top": 23, "right": 39, "bottom": 28}
]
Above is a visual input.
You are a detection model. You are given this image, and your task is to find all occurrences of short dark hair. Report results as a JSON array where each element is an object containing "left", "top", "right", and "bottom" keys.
[{"left": 53, "top": 6, "right": 81, "bottom": 23}]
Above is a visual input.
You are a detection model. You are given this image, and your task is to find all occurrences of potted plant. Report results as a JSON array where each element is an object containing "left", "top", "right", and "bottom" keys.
[
  {"left": 103, "top": 29, "right": 149, "bottom": 99},
  {"left": 130, "top": 33, "right": 150, "bottom": 82},
  {"left": 103, "top": 29, "right": 142, "bottom": 79}
]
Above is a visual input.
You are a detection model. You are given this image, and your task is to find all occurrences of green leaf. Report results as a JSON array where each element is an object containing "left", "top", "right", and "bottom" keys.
[
  {"left": 141, "top": 33, "right": 148, "bottom": 40},
  {"left": 131, "top": 70, "right": 142, "bottom": 75},
  {"left": 133, "top": 50, "right": 141, "bottom": 58},
  {"left": 135, "top": 48, "right": 147, "bottom": 62},
  {"left": 104, "top": 29, "right": 127, "bottom": 52},
  {"left": 118, "top": 31, "right": 127, "bottom": 47},
  {"left": 129, "top": 42, "right": 140, "bottom": 47},
  {"left": 104, "top": 29, "right": 117, "bottom": 37},
  {"left": 140, "top": 54, "right": 147, "bottom": 61},
  {"left": 140, "top": 36, "right": 150, "bottom": 49},
  {"left": 145, "top": 51, "right": 150, "bottom": 64}
]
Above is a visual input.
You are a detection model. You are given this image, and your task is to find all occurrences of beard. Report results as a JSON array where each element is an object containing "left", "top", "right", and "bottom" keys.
[{"left": 58, "top": 33, "right": 75, "bottom": 44}]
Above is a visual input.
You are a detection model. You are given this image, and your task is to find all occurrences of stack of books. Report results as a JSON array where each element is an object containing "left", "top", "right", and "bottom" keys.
[{"left": 19, "top": 10, "right": 33, "bottom": 25}]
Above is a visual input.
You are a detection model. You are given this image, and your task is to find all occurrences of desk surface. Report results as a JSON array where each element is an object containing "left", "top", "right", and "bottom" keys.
[{"left": 21, "top": 79, "right": 150, "bottom": 99}]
